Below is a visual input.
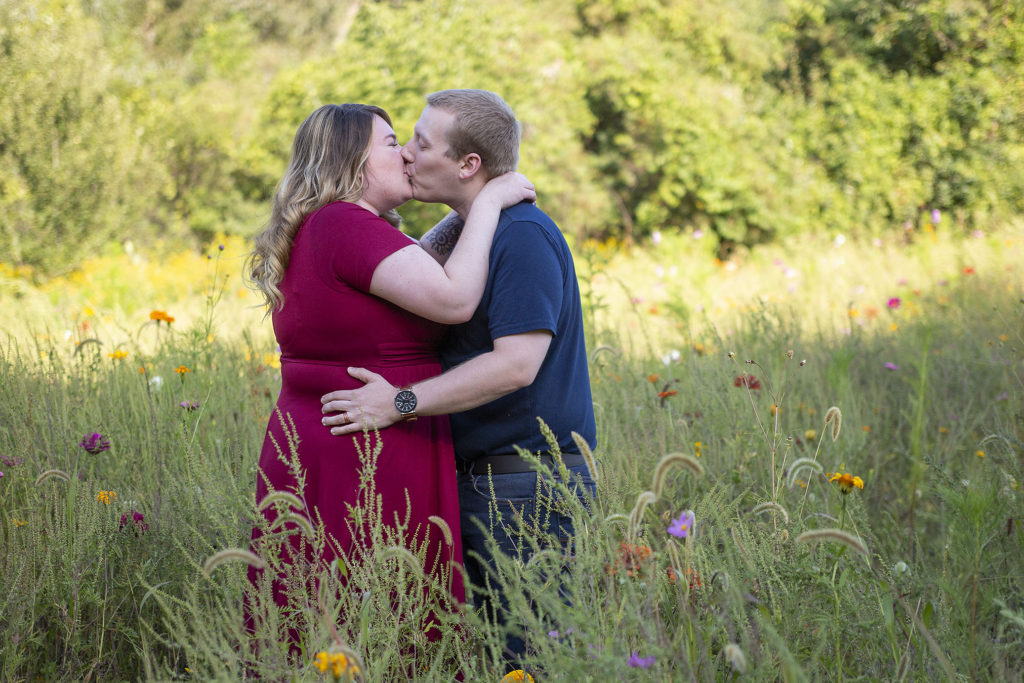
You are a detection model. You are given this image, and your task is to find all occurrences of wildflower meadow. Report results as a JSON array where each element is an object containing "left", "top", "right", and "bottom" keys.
[{"left": 1, "top": 222, "right": 1022, "bottom": 680}]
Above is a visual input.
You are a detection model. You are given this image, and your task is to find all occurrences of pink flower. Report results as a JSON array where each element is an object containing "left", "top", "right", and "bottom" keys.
[
  {"left": 884, "top": 362, "right": 899, "bottom": 371},
  {"left": 887, "top": 297, "right": 900, "bottom": 309},
  {"left": 79, "top": 433, "right": 111, "bottom": 454},
  {"left": 119, "top": 509, "right": 149, "bottom": 534}
]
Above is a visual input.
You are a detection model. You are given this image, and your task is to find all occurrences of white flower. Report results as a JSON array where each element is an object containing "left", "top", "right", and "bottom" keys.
[
  {"left": 149, "top": 376, "right": 164, "bottom": 392},
  {"left": 651, "top": 230, "right": 662, "bottom": 245}
]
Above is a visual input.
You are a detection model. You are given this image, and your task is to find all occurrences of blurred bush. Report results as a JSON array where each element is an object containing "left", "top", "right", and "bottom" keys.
[{"left": 2, "top": 0, "right": 1022, "bottom": 274}]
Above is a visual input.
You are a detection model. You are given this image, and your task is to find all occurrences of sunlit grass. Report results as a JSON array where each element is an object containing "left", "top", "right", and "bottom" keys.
[{"left": 1, "top": 224, "right": 1022, "bottom": 679}]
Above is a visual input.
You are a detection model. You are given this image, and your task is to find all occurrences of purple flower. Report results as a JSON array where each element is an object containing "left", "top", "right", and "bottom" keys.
[
  {"left": 1, "top": 455, "right": 24, "bottom": 467},
  {"left": 628, "top": 652, "right": 655, "bottom": 668},
  {"left": 930, "top": 209, "right": 941, "bottom": 224},
  {"left": 668, "top": 510, "right": 695, "bottom": 538},
  {"left": 120, "top": 509, "right": 149, "bottom": 533},
  {"left": 884, "top": 362, "right": 899, "bottom": 371},
  {"left": 0, "top": 471, "right": 4, "bottom": 479},
  {"left": 996, "top": 392, "right": 1008, "bottom": 401},
  {"left": 218, "top": 244, "right": 225, "bottom": 251},
  {"left": 887, "top": 297, "right": 901, "bottom": 309},
  {"left": 178, "top": 400, "right": 200, "bottom": 411},
  {"left": 79, "top": 433, "right": 111, "bottom": 454}
]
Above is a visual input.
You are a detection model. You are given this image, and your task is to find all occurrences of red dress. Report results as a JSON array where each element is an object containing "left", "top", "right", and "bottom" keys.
[{"left": 249, "top": 202, "right": 465, "bottom": 618}]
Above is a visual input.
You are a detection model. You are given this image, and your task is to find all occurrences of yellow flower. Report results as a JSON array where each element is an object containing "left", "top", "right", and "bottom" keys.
[
  {"left": 96, "top": 490, "right": 117, "bottom": 505},
  {"left": 502, "top": 671, "right": 535, "bottom": 683},
  {"left": 149, "top": 309, "right": 174, "bottom": 324},
  {"left": 108, "top": 350, "right": 128, "bottom": 360},
  {"left": 976, "top": 450, "right": 985, "bottom": 458},
  {"left": 694, "top": 441, "right": 702, "bottom": 457},
  {"left": 313, "top": 652, "right": 330, "bottom": 673},
  {"left": 828, "top": 472, "right": 864, "bottom": 494},
  {"left": 330, "top": 653, "right": 347, "bottom": 678},
  {"left": 770, "top": 404, "right": 780, "bottom": 417},
  {"left": 804, "top": 429, "right": 817, "bottom": 441},
  {"left": 174, "top": 365, "right": 191, "bottom": 375},
  {"left": 83, "top": 306, "right": 95, "bottom": 317}
]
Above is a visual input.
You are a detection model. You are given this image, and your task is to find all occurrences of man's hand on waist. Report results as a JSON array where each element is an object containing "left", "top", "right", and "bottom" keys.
[{"left": 321, "top": 368, "right": 400, "bottom": 435}]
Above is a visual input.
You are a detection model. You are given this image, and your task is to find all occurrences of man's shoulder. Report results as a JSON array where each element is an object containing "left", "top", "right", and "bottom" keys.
[
  {"left": 499, "top": 201, "right": 557, "bottom": 229},
  {"left": 496, "top": 202, "right": 565, "bottom": 246}
]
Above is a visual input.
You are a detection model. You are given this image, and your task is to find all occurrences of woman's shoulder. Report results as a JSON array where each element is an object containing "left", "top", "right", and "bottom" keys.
[{"left": 307, "top": 200, "right": 380, "bottom": 225}]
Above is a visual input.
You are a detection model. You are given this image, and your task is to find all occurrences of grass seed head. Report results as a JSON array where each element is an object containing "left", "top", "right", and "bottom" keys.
[
  {"left": 795, "top": 528, "right": 869, "bottom": 557},
  {"left": 628, "top": 490, "right": 658, "bottom": 536},
  {"left": 34, "top": 469, "right": 71, "bottom": 485},
  {"left": 427, "top": 515, "right": 454, "bottom": 547},
  {"left": 724, "top": 642, "right": 748, "bottom": 674},
  {"left": 651, "top": 452, "right": 704, "bottom": 498},
  {"left": 256, "top": 491, "right": 306, "bottom": 513},
  {"left": 203, "top": 548, "right": 266, "bottom": 575},
  {"left": 824, "top": 406, "right": 842, "bottom": 440},
  {"left": 571, "top": 430, "right": 599, "bottom": 482},
  {"left": 751, "top": 501, "right": 790, "bottom": 525}
]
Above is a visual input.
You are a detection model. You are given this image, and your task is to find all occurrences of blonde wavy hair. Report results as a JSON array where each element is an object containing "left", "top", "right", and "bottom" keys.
[{"left": 246, "top": 103, "right": 400, "bottom": 312}]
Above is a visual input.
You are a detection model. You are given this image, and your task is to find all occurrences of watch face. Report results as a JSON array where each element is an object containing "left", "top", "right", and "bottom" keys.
[{"left": 395, "top": 389, "right": 417, "bottom": 414}]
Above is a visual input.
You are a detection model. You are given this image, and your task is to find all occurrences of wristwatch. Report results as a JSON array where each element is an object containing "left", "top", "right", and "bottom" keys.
[{"left": 394, "top": 387, "right": 418, "bottom": 422}]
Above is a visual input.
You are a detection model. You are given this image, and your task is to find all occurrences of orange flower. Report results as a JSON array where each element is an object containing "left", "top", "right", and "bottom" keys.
[
  {"left": 828, "top": 471, "right": 864, "bottom": 494},
  {"left": 648, "top": 373, "right": 659, "bottom": 384},
  {"left": 174, "top": 365, "right": 191, "bottom": 375},
  {"left": 607, "top": 543, "right": 652, "bottom": 578},
  {"left": 658, "top": 390, "right": 678, "bottom": 399}
]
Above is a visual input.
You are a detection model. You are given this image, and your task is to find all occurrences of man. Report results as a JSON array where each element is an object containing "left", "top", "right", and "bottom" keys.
[{"left": 320, "top": 89, "right": 596, "bottom": 657}]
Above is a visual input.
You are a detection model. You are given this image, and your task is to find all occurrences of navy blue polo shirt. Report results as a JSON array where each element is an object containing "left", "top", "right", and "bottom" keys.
[{"left": 439, "top": 202, "right": 597, "bottom": 463}]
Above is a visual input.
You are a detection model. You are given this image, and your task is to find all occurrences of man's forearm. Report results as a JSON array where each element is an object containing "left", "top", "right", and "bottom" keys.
[
  {"left": 321, "top": 332, "right": 552, "bottom": 436},
  {"left": 418, "top": 211, "right": 465, "bottom": 265},
  {"left": 412, "top": 331, "right": 551, "bottom": 417}
]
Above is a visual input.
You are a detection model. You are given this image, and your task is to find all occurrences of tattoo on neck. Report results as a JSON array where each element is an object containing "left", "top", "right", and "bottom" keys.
[{"left": 426, "top": 214, "right": 465, "bottom": 257}]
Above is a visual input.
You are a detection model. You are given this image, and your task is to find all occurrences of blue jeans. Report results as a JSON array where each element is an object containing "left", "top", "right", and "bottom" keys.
[{"left": 457, "top": 462, "right": 596, "bottom": 660}]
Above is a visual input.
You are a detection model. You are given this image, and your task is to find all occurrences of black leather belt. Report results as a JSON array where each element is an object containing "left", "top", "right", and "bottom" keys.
[{"left": 456, "top": 453, "right": 587, "bottom": 475}]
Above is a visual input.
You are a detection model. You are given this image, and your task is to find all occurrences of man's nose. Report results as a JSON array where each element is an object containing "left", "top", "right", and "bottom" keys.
[{"left": 401, "top": 145, "right": 414, "bottom": 163}]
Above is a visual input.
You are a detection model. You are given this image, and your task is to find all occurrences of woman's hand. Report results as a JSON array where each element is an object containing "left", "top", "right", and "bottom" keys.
[{"left": 475, "top": 172, "right": 536, "bottom": 210}]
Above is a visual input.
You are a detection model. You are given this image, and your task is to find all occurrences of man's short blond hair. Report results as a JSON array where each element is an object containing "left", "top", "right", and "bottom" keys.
[{"left": 426, "top": 89, "right": 521, "bottom": 179}]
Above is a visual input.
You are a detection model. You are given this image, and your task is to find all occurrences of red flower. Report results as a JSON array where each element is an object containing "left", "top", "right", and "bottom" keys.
[{"left": 733, "top": 374, "right": 761, "bottom": 390}]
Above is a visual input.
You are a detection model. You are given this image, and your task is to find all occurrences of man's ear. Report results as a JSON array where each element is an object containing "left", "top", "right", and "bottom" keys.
[{"left": 457, "top": 153, "right": 484, "bottom": 180}]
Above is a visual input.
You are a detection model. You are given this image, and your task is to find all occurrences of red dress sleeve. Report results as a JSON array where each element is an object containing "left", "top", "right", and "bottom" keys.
[{"left": 306, "top": 202, "right": 415, "bottom": 292}]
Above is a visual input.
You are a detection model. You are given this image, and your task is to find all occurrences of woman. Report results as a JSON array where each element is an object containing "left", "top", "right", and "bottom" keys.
[{"left": 244, "top": 104, "right": 533, "bottom": 630}]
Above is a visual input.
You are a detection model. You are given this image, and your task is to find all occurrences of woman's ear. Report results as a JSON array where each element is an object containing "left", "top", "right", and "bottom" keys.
[{"left": 457, "top": 153, "right": 484, "bottom": 180}]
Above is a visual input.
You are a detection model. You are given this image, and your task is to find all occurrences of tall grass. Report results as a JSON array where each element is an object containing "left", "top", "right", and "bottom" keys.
[{"left": 1, "top": 224, "right": 1022, "bottom": 679}]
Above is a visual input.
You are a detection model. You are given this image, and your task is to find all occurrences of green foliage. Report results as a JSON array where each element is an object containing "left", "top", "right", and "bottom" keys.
[
  {"left": 2, "top": 0, "right": 1024, "bottom": 271},
  {"left": 0, "top": 0, "right": 165, "bottom": 274}
]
